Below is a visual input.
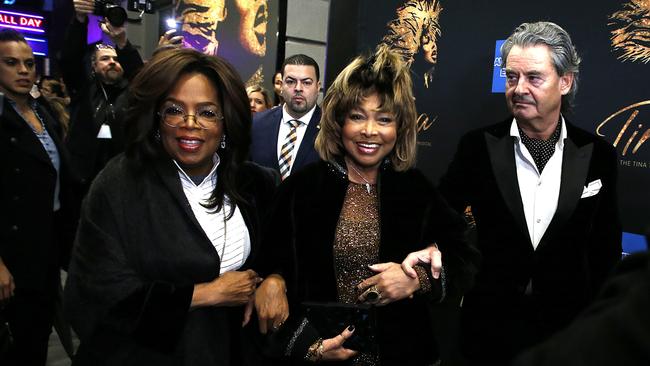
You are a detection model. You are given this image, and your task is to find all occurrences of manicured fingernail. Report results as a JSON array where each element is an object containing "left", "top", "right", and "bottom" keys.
[
  {"left": 347, "top": 325, "right": 355, "bottom": 332},
  {"left": 433, "top": 271, "right": 440, "bottom": 279}
]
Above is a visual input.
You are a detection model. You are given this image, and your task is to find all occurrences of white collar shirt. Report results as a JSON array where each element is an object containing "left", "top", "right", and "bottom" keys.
[
  {"left": 276, "top": 104, "right": 317, "bottom": 175},
  {"left": 174, "top": 154, "right": 251, "bottom": 274},
  {"left": 510, "top": 117, "right": 568, "bottom": 250}
]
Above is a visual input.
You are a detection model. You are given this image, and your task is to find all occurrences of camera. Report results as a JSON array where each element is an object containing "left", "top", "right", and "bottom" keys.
[
  {"left": 128, "top": 0, "right": 174, "bottom": 14},
  {"left": 94, "top": 0, "right": 128, "bottom": 27}
]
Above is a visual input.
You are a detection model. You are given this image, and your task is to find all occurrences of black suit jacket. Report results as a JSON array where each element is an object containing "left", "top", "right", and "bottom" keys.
[
  {"left": 439, "top": 118, "right": 622, "bottom": 363},
  {"left": 250, "top": 105, "right": 321, "bottom": 175},
  {"left": 514, "top": 251, "right": 650, "bottom": 366},
  {"left": 0, "top": 97, "right": 78, "bottom": 296}
]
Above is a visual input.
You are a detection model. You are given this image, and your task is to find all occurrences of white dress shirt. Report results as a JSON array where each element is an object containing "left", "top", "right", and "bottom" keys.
[
  {"left": 276, "top": 104, "right": 317, "bottom": 175},
  {"left": 174, "top": 155, "right": 251, "bottom": 274},
  {"left": 511, "top": 117, "right": 567, "bottom": 250}
]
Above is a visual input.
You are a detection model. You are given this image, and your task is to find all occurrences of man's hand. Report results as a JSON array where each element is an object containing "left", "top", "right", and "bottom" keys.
[
  {"left": 357, "top": 262, "right": 420, "bottom": 306},
  {"left": 242, "top": 274, "right": 289, "bottom": 334},
  {"left": 100, "top": 21, "right": 127, "bottom": 49},
  {"left": 157, "top": 29, "right": 184, "bottom": 51},
  {"left": 0, "top": 258, "right": 15, "bottom": 301},
  {"left": 401, "top": 243, "right": 442, "bottom": 279},
  {"left": 73, "top": 0, "right": 94, "bottom": 23}
]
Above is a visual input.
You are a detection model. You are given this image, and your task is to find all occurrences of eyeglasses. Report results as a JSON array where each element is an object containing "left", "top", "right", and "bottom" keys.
[
  {"left": 95, "top": 43, "right": 116, "bottom": 51},
  {"left": 158, "top": 103, "right": 224, "bottom": 130}
]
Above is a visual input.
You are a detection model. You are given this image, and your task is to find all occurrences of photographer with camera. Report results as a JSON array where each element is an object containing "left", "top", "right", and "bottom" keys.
[{"left": 60, "top": 0, "right": 144, "bottom": 192}]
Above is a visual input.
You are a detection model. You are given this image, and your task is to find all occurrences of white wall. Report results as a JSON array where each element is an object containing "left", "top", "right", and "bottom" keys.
[{"left": 284, "top": 0, "right": 330, "bottom": 97}]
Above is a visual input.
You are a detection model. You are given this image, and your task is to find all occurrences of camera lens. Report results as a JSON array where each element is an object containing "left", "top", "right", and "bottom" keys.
[{"left": 105, "top": 5, "right": 127, "bottom": 27}]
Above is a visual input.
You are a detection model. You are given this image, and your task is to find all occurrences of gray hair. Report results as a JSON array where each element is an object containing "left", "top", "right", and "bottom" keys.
[{"left": 501, "top": 21, "right": 581, "bottom": 112}]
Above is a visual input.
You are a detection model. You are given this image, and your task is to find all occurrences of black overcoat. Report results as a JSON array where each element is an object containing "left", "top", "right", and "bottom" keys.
[
  {"left": 65, "top": 154, "right": 276, "bottom": 366},
  {"left": 0, "top": 96, "right": 77, "bottom": 296}
]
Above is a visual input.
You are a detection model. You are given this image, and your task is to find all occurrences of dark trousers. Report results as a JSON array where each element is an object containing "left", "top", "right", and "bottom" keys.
[{"left": 5, "top": 288, "right": 56, "bottom": 366}]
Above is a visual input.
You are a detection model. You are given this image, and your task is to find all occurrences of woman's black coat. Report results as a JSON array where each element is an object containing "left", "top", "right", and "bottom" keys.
[
  {"left": 65, "top": 155, "right": 276, "bottom": 366},
  {"left": 258, "top": 161, "right": 479, "bottom": 365},
  {"left": 0, "top": 96, "right": 78, "bottom": 297}
]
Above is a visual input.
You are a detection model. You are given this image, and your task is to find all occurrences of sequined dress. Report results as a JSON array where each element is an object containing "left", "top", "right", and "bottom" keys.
[{"left": 333, "top": 182, "right": 381, "bottom": 366}]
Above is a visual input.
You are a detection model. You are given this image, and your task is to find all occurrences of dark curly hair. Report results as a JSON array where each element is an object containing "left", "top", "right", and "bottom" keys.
[{"left": 124, "top": 48, "right": 251, "bottom": 217}]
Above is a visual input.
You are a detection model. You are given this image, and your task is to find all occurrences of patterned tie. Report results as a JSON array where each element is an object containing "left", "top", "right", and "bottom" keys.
[{"left": 278, "top": 119, "right": 301, "bottom": 180}]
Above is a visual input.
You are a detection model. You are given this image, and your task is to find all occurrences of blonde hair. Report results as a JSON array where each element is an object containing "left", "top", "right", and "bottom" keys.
[
  {"left": 315, "top": 45, "right": 418, "bottom": 171},
  {"left": 246, "top": 84, "right": 272, "bottom": 109}
]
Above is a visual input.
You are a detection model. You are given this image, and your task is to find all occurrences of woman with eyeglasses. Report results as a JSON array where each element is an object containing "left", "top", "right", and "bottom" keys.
[{"left": 64, "top": 48, "right": 281, "bottom": 366}]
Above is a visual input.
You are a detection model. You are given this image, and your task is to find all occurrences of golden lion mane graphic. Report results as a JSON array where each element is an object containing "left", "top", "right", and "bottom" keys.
[
  {"left": 609, "top": 0, "right": 650, "bottom": 63},
  {"left": 380, "top": 0, "right": 442, "bottom": 88}
]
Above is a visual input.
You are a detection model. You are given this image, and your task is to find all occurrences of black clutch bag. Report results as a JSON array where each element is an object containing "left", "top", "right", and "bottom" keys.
[{"left": 302, "top": 302, "right": 377, "bottom": 354}]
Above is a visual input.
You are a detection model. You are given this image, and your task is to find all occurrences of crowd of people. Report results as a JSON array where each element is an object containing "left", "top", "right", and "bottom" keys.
[{"left": 0, "top": 2, "right": 640, "bottom": 366}]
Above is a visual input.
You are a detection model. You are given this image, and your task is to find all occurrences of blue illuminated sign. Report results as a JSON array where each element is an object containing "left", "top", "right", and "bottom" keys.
[
  {"left": 25, "top": 37, "right": 47, "bottom": 56},
  {"left": 0, "top": 10, "right": 48, "bottom": 56},
  {"left": 491, "top": 40, "right": 505, "bottom": 93}
]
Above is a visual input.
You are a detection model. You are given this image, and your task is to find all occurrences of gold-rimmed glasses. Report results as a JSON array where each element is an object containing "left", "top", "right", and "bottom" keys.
[{"left": 158, "top": 103, "right": 224, "bottom": 130}]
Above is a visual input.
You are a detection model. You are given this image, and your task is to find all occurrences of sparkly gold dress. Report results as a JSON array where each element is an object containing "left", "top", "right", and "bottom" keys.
[{"left": 333, "top": 182, "right": 381, "bottom": 366}]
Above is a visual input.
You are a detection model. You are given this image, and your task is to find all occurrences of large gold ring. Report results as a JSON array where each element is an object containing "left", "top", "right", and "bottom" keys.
[{"left": 364, "top": 285, "right": 381, "bottom": 304}]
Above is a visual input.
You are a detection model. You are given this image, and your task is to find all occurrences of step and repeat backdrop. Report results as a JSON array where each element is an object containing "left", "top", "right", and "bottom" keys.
[{"left": 327, "top": 0, "right": 650, "bottom": 251}]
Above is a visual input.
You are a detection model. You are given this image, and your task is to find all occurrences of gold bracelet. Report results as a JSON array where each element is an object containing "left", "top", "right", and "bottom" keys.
[{"left": 305, "top": 338, "right": 324, "bottom": 362}]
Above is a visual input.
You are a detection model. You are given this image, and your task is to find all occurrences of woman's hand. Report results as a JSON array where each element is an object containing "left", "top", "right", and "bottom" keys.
[
  {"left": 320, "top": 326, "right": 358, "bottom": 362},
  {"left": 242, "top": 274, "right": 289, "bottom": 333},
  {"left": 401, "top": 243, "right": 442, "bottom": 279},
  {"left": 357, "top": 262, "right": 420, "bottom": 306},
  {"left": 192, "top": 269, "right": 262, "bottom": 308},
  {"left": 0, "top": 258, "right": 15, "bottom": 301}
]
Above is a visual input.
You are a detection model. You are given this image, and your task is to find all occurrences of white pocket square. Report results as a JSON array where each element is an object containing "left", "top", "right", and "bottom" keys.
[{"left": 581, "top": 179, "right": 602, "bottom": 198}]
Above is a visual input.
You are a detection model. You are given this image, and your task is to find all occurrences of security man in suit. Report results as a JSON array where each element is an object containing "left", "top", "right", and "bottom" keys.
[{"left": 250, "top": 54, "right": 321, "bottom": 179}]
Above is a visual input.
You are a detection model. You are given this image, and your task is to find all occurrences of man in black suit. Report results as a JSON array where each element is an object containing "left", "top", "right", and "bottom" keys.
[
  {"left": 0, "top": 29, "right": 77, "bottom": 365},
  {"left": 250, "top": 54, "right": 321, "bottom": 179},
  {"left": 404, "top": 21, "right": 622, "bottom": 365}
]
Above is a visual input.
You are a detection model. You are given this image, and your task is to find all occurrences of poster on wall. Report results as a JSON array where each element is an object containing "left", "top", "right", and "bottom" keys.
[
  {"left": 175, "top": 0, "right": 279, "bottom": 91},
  {"left": 327, "top": 0, "right": 650, "bottom": 248}
]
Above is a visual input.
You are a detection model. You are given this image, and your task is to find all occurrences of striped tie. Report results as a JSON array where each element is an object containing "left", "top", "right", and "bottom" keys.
[{"left": 278, "top": 119, "right": 301, "bottom": 179}]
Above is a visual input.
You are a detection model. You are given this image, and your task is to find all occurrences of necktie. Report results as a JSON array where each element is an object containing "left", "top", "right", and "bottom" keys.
[{"left": 278, "top": 119, "right": 301, "bottom": 180}]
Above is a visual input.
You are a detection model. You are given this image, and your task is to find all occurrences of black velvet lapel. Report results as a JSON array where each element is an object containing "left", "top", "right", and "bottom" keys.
[
  {"left": 3, "top": 102, "right": 53, "bottom": 167},
  {"left": 151, "top": 158, "right": 217, "bottom": 258},
  {"left": 484, "top": 130, "right": 531, "bottom": 245},
  {"left": 288, "top": 162, "right": 348, "bottom": 301},
  {"left": 314, "top": 164, "right": 348, "bottom": 300},
  {"left": 541, "top": 135, "right": 593, "bottom": 246}
]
